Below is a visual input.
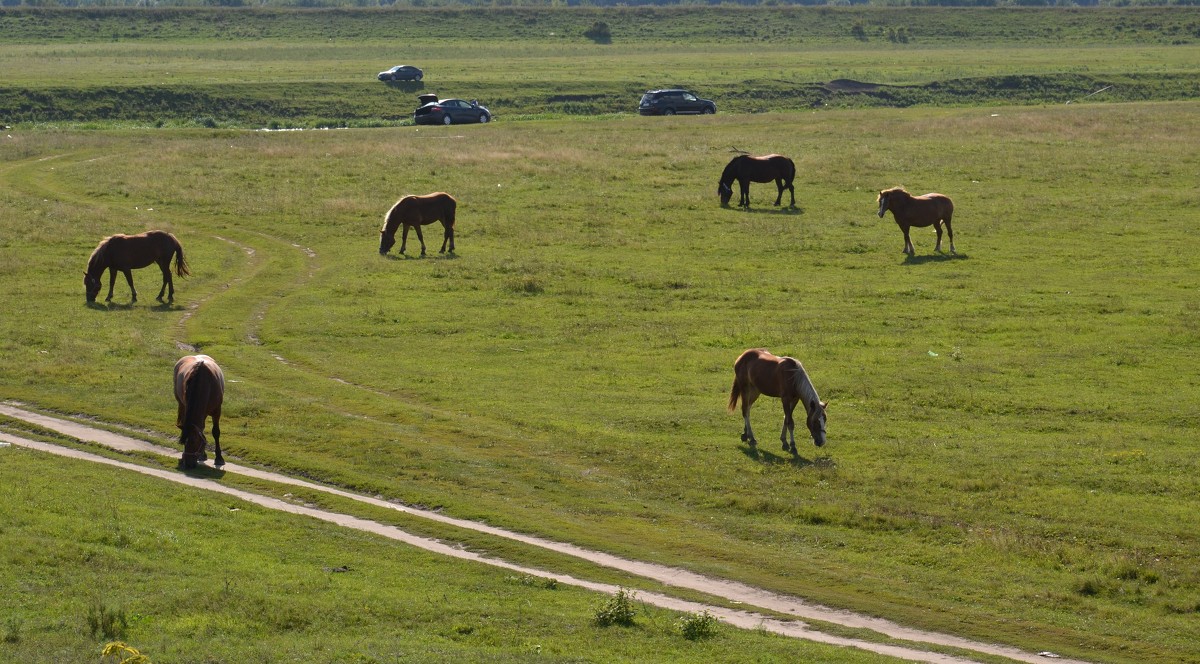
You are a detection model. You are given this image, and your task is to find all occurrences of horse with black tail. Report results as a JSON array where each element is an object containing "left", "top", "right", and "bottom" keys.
[
  {"left": 84, "top": 230, "right": 189, "bottom": 303},
  {"left": 728, "top": 348, "right": 827, "bottom": 454},
  {"left": 174, "top": 354, "right": 225, "bottom": 469},
  {"left": 717, "top": 154, "right": 796, "bottom": 208},
  {"left": 379, "top": 192, "right": 457, "bottom": 256}
]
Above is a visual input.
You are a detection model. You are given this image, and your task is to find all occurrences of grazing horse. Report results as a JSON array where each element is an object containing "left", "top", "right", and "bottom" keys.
[
  {"left": 84, "top": 230, "right": 189, "bottom": 303},
  {"left": 174, "top": 354, "right": 225, "bottom": 470},
  {"left": 717, "top": 154, "right": 796, "bottom": 208},
  {"left": 728, "top": 348, "right": 827, "bottom": 454},
  {"left": 876, "top": 187, "right": 956, "bottom": 255},
  {"left": 379, "top": 192, "right": 457, "bottom": 256}
]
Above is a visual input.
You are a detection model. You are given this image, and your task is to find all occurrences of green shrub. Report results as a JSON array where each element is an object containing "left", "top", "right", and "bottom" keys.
[
  {"left": 594, "top": 588, "right": 637, "bottom": 627},
  {"left": 678, "top": 610, "right": 720, "bottom": 641}
]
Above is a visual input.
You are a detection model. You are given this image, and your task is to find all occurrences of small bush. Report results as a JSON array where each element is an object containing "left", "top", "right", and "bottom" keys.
[
  {"left": 584, "top": 21, "right": 612, "bottom": 44},
  {"left": 87, "top": 601, "right": 128, "bottom": 640},
  {"left": 594, "top": 588, "right": 637, "bottom": 627},
  {"left": 3, "top": 616, "right": 21, "bottom": 644},
  {"left": 102, "top": 642, "right": 151, "bottom": 664},
  {"left": 678, "top": 610, "right": 720, "bottom": 640}
]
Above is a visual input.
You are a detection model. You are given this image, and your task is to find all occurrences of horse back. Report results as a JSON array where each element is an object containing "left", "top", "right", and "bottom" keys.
[
  {"left": 174, "top": 354, "right": 225, "bottom": 412},
  {"left": 735, "top": 348, "right": 794, "bottom": 398},
  {"left": 102, "top": 231, "right": 177, "bottom": 270}
]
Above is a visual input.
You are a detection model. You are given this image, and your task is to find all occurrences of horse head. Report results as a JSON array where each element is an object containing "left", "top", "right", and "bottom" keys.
[
  {"left": 180, "top": 423, "right": 208, "bottom": 469},
  {"left": 806, "top": 399, "right": 828, "bottom": 447},
  {"left": 876, "top": 190, "right": 892, "bottom": 218},
  {"left": 84, "top": 272, "right": 101, "bottom": 302},
  {"left": 718, "top": 181, "right": 734, "bottom": 207},
  {"left": 379, "top": 229, "right": 396, "bottom": 255}
]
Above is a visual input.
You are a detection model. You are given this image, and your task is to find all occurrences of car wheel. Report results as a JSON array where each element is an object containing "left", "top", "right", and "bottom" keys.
[
  {"left": 663, "top": 108, "right": 676, "bottom": 116},
  {"left": 702, "top": 106, "right": 715, "bottom": 115},
  {"left": 442, "top": 115, "right": 452, "bottom": 126},
  {"left": 479, "top": 113, "right": 490, "bottom": 124}
]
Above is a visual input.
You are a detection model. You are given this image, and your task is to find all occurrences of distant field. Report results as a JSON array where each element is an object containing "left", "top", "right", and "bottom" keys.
[
  {"left": 1, "top": 6, "right": 1199, "bottom": 664},
  {"left": 0, "top": 6, "right": 1197, "bottom": 125}
]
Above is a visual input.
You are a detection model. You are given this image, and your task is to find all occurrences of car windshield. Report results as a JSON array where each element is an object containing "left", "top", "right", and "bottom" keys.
[{"left": 639, "top": 94, "right": 653, "bottom": 105}]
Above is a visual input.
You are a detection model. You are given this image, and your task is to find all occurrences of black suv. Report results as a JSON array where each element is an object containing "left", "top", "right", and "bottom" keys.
[{"left": 638, "top": 89, "right": 716, "bottom": 116}]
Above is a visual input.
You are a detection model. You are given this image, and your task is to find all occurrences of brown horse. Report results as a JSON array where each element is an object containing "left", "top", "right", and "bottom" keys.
[
  {"left": 877, "top": 187, "right": 956, "bottom": 255},
  {"left": 174, "top": 354, "right": 225, "bottom": 470},
  {"left": 84, "top": 230, "right": 189, "bottom": 303},
  {"left": 379, "top": 192, "right": 457, "bottom": 256},
  {"left": 717, "top": 154, "right": 796, "bottom": 208},
  {"left": 728, "top": 348, "right": 827, "bottom": 454}
]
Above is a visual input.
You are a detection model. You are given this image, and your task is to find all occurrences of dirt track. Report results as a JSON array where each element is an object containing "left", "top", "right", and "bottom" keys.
[{"left": 0, "top": 402, "right": 1088, "bottom": 664}]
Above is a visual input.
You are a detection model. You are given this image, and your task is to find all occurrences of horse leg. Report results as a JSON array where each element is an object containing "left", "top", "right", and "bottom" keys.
[
  {"left": 740, "top": 180, "right": 751, "bottom": 208},
  {"left": 945, "top": 217, "right": 956, "bottom": 255},
  {"left": 901, "top": 226, "right": 914, "bottom": 255},
  {"left": 105, "top": 268, "right": 117, "bottom": 301},
  {"left": 788, "top": 181, "right": 796, "bottom": 208},
  {"left": 414, "top": 225, "right": 427, "bottom": 256},
  {"left": 774, "top": 179, "right": 783, "bottom": 206},
  {"left": 439, "top": 221, "right": 452, "bottom": 254},
  {"left": 399, "top": 224, "right": 410, "bottom": 254},
  {"left": 157, "top": 260, "right": 171, "bottom": 301},
  {"left": 740, "top": 388, "right": 760, "bottom": 445},
  {"left": 123, "top": 269, "right": 137, "bottom": 302},
  {"left": 781, "top": 397, "right": 798, "bottom": 454},
  {"left": 934, "top": 222, "right": 945, "bottom": 254},
  {"left": 212, "top": 409, "right": 224, "bottom": 467}
]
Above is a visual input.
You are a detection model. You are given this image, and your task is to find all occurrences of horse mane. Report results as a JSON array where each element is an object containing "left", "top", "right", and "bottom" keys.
[
  {"left": 788, "top": 359, "right": 823, "bottom": 416},
  {"left": 86, "top": 236, "right": 112, "bottom": 275},
  {"left": 381, "top": 196, "right": 417, "bottom": 234},
  {"left": 878, "top": 186, "right": 909, "bottom": 201},
  {"left": 719, "top": 157, "right": 742, "bottom": 186}
]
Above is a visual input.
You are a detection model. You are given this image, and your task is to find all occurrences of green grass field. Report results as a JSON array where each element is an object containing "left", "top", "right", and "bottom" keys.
[{"left": 1, "top": 7, "right": 1199, "bottom": 664}]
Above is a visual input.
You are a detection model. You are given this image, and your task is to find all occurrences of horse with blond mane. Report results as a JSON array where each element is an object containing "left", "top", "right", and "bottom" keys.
[
  {"left": 876, "top": 187, "right": 956, "bottom": 255},
  {"left": 379, "top": 192, "right": 457, "bottom": 256},
  {"left": 84, "top": 230, "right": 189, "bottom": 303},
  {"left": 174, "top": 354, "right": 225, "bottom": 470},
  {"left": 728, "top": 348, "right": 827, "bottom": 454}
]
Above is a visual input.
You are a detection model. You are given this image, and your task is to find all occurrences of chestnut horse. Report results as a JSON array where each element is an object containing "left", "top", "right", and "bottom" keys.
[
  {"left": 728, "top": 348, "right": 827, "bottom": 454},
  {"left": 84, "top": 230, "right": 189, "bottom": 303},
  {"left": 174, "top": 354, "right": 225, "bottom": 469},
  {"left": 877, "top": 187, "right": 956, "bottom": 255},
  {"left": 379, "top": 192, "right": 457, "bottom": 256},
  {"left": 717, "top": 154, "right": 796, "bottom": 208}
]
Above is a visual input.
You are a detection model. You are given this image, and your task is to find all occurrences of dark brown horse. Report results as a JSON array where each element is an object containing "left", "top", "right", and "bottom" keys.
[
  {"left": 717, "top": 154, "right": 796, "bottom": 208},
  {"left": 174, "top": 354, "right": 225, "bottom": 469},
  {"left": 84, "top": 230, "right": 189, "bottom": 303},
  {"left": 379, "top": 192, "right": 457, "bottom": 256},
  {"left": 728, "top": 348, "right": 827, "bottom": 454},
  {"left": 877, "top": 187, "right": 956, "bottom": 255}
]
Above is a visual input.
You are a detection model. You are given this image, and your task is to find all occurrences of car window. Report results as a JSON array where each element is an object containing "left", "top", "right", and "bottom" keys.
[{"left": 683, "top": 93, "right": 698, "bottom": 102}]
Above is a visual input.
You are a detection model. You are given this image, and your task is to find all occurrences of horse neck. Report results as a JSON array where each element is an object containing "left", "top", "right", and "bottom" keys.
[
  {"left": 720, "top": 160, "right": 740, "bottom": 185},
  {"left": 86, "top": 243, "right": 108, "bottom": 276}
]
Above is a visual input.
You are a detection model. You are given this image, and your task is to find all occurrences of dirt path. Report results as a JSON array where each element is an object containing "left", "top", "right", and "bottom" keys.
[{"left": 0, "top": 402, "right": 1087, "bottom": 664}]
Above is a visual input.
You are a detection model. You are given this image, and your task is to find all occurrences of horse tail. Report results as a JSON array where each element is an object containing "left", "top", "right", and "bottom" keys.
[
  {"left": 444, "top": 195, "right": 457, "bottom": 229},
  {"left": 785, "top": 157, "right": 797, "bottom": 184},
  {"left": 182, "top": 362, "right": 209, "bottom": 440},
  {"left": 728, "top": 377, "right": 741, "bottom": 412},
  {"left": 172, "top": 236, "right": 190, "bottom": 277}
]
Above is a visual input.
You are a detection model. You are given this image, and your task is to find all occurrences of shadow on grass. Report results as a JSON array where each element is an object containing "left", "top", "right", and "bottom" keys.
[
  {"left": 86, "top": 301, "right": 132, "bottom": 311},
  {"left": 151, "top": 301, "right": 186, "bottom": 313},
  {"left": 902, "top": 252, "right": 969, "bottom": 266},
  {"left": 724, "top": 205, "right": 805, "bottom": 215},
  {"left": 739, "top": 444, "right": 838, "bottom": 469},
  {"left": 179, "top": 461, "right": 227, "bottom": 479},
  {"left": 382, "top": 251, "right": 459, "bottom": 261}
]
